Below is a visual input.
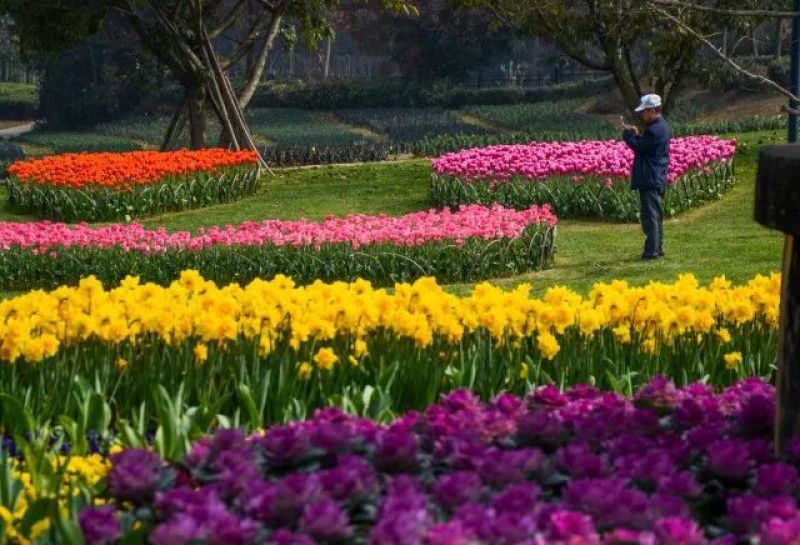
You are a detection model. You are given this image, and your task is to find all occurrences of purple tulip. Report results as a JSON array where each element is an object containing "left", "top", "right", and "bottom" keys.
[
  {"left": 319, "top": 455, "right": 377, "bottom": 501},
  {"left": 107, "top": 448, "right": 164, "bottom": 502},
  {"left": 654, "top": 516, "right": 705, "bottom": 545},
  {"left": 490, "top": 482, "right": 540, "bottom": 514},
  {"left": 258, "top": 425, "right": 310, "bottom": 465},
  {"left": 434, "top": 471, "right": 483, "bottom": 510},
  {"left": 375, "top": 425, "right": 419, "bottom": 471},
  {"left": 79, "top": 507, "right": 121, "bottom": 545},
  {"left": 758, "top": 517, "right": 800, "bottom": 545},
  {"left": 707, "top": 439, "right": 753, "bottom": 482},
  {"left": 267, "top": 530, "right": 317, "bottom": 545},
  {"left": 299, "top": 501, "right": 352, "bottom": 541},
  {"left": 546, "top": 510, "right": 600, "bottom": 543},
  {"left": 756, "top": 463, "right": 799, "bottom": 497}
]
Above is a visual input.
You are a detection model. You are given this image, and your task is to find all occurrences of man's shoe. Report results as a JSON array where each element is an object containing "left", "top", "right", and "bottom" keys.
[{"left": 641, "top": 254, "right": 660, "bottom": 261}]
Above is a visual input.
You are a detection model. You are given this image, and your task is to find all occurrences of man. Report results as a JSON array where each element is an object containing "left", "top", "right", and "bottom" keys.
[{"left": 622, "top": 94, "right": 671, "bottom": 261}]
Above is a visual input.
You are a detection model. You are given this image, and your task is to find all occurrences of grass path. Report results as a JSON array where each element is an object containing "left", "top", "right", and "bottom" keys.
[{"left": 0, "top": 129, "right": 786, "bottom": 297}]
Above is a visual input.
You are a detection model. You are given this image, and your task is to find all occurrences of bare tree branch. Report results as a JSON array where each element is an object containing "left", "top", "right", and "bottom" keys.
[
  {"left": 650, "top": 0, "right": 800, "bottom": 18},
  {"left": 221, "top": 9, "right": 271, "bottom": 70},
  {"left": 652, "top": 3, "right": 800, "bottom": 103},
  {"left": 238, "top": 2, "right": 285, "bottom": 108},
  {"left": 210, "top": 0, "right": 247, "bottom": 39}
]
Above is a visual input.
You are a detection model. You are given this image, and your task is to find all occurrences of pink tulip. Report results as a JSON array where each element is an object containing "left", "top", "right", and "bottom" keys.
[
  {"left": 0, "top": 205, "right": 557, "bottom": 253},
  {"left": 431, "top": 136, "right": 736, "bottom": 187}
]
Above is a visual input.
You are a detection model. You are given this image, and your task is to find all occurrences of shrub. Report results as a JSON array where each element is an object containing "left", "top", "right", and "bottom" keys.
[
  {"left": 251, "top": 77, "right": 615, "bottom": 110},
  {"left": 0, "top": 82, "right": 38, "bottom": 120}
]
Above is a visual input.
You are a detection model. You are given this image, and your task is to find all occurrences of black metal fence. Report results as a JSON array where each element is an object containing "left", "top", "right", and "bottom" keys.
[{"left": 466, "top": 67, "right": 607, "bottom": 89}]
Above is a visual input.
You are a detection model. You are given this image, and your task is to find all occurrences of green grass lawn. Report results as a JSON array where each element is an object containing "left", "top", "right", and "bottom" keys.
[{"left": 0, "top": 129, "right": 787, "bottom": 298}]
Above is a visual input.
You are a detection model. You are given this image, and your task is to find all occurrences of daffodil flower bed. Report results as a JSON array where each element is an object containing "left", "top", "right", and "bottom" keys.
[
  {"left": 5, "top": 149, "right": 260, "bottom": 222},
  {"left": 0, "top": 271, "right": 777, "bottom": 427},
  {"left": 430, "top": 136, "right": 736, "bottom": 222},
  {"left": 71, "top": 378, "right": 800, "bottom": 545},
  {"left": 0, "top": 204, "right": 556, "bottom": 290}
]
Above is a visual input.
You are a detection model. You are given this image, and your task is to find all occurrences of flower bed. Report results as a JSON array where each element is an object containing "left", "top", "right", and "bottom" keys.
[
  {"left": 431, "top": 136, "right": 737, "bottom": 222},
  {"left": 76, "top": 378, "right": 800, "bottom": 545},
  {"left": 5, "top": 149, "right": 260, "bottom": 222},
  {"left": 0, "top": 271, "right": 776, "bottom": 427},
  {"left": 0, "top": 204, "right": 557, "bottom": 290}
]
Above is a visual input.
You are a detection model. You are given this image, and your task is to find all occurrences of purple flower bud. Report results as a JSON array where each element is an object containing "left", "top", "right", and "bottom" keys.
[
  {"left": 267, "top": 529, "right": 317, "bottom": 545},
  {"left": 685, "top": 424, "right": 723, "bottom": 452},
  {"left": 299, "top": 500, "right": 352, "bottom": 541},
  {"left": 516, "top": 409, "right": 566, "bottom": 447},
  {"left": 258, "top": 425, "right": 310, "bottom": 465},
  {"left": 529, "top": 385, "right": 568, "bottom": 408},
  {"left": 564, "top": 478, "right": 648, "bottom": 529},
  {"left": 79, "top": 507, "right": 121, "bottom": 545},
  {"left": 185, "top": 436, "right": 213, "bottom": 468},
  {"left": 707, "top": 439, "right": 753, "bottom": 482},
  {"left": 476, "top": 447, "right": 544, "bottom": 487},
  {"left": 736, "top": 393, "right": 775, "bottom": 436},
  {"left": 434, "top": 471, "right": 483, "bottom": 510},
  {"left": 319, "top": 455, "right": 377, "bottom": 501},
  {"left": 758, "top": 517, "right": 800, "bottom": 545},
  {"left": 657, "top": 472, "right": 701, "bottom": 499},
  {"left": 439, "top": 389, "right": 482, "bottom": 413},
  {"left": 756, "top": 463, "right": 799, "bottom": 497},
  {"left": 309, "top": 421, "right": 353, "bottom": 453},
  {"left": 602, "top": 528, "right": 656, "bottom": 545},
  {"left": 490, "top": 482, "right": 540, "bottom": 514},
  {"left": 634, "top": 375, "right": 680, "bottom": 414},
  {"left": 150, "top": 515, "right": 202, "bottom": 545},
  {"left": 654, "top": 516, "right": 705, "bottom": 545},
  {"left": 547, "top": 510, "right": 600, "bottom": 543},
  {"left": 727, "top": 494, "right": 797, "bottom": 535},
  {"left": 107, "top": 448, "right": 164, "bottom": 502},
  {"left": 486, "top": 512, "right": 537, "bottom": 545},
  {"left": 556, "top": 443, "right": 607, "bottom": 479},
  {"left": 375, "top": 425, "right": 419, "bottom": 471},
  {"left": 154, "top": 487, "right": 211, "bottom": 518},
  {"left": 368, "top": 508, "right": 429, "bottom": 545},
  {"left": 425, "top": 521, "right": 473, "bottom": 545},
  {"left": 211, "top": 447, "right": 262, "bottom": 499}
]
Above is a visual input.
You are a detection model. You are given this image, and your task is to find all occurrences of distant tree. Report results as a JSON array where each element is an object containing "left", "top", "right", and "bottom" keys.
[
  {"left": 0, "top": 0, "right": 414, "bottom": 151},
  {"left": 459, "top": 0, "right": 778, "bottom": 114},
  {"left": 329, "top": 0, "right": 516, "bottom": 81}
]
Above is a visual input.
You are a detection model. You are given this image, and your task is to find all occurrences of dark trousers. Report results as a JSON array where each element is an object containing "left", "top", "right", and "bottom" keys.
[{"left": 639, "top": 188, "right": 664, "bottom": 257}]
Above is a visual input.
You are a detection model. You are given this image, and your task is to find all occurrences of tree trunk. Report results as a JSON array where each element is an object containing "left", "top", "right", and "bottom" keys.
[
  {"left": 776, "top": 19, "right": 784, "bottom": 58},
  {"left": 187, "top": 84, "right": 207, "bottom": 149},
  {"left": 324, "top": 37, "right": 332, "bottom": 80},
  {"left": 238, "top": 10, "right": 283, "bottom": 110}
]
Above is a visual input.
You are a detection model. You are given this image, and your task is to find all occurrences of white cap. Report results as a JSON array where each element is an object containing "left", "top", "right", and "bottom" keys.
[{"left": 634, "top": 94, "right": 662, "bottom": 112}]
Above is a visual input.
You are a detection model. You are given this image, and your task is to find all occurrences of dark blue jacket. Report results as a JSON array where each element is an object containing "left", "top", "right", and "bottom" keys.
[{"left": 623, "top": 116, "right": 670, "bottom": 190}]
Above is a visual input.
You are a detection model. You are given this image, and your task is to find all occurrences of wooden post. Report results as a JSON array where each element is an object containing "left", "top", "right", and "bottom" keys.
[{"left": 755, "top": 145, "right": 800, "bottom": 453}]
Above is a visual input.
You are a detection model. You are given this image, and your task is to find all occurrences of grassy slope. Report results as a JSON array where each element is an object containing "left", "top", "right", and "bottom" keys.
[{"left": 0, "top": 129, "right": 786, "bottom": 297}]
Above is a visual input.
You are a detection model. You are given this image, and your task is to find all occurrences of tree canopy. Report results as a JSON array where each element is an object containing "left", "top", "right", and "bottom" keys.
[
  {"left": 459, "top": 0, "right": 780, "bottom": 114},
  {"left": 0, "top": 0, "right": 415, "bottom": 150}
]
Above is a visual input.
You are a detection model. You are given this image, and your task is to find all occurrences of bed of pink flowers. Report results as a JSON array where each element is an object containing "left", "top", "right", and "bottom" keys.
[
  {"left": 0, "top": 204, "right": 557, "bottom": 289},
  {"left": 431, "top": 136, "right": 736, "bottom": 184},
  {"left": 0, "top": 204, "right": 556, "bottom": 252}
]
